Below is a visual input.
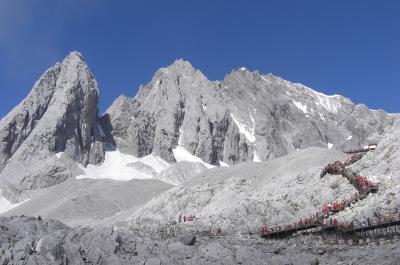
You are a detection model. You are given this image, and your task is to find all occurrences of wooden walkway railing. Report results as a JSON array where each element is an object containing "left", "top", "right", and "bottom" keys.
[
  {"left": 261, "top": 213, "right": 400, "bottom": 239},
  {"left": 259, "top": 153, "right": 395, "bottom": 241}
]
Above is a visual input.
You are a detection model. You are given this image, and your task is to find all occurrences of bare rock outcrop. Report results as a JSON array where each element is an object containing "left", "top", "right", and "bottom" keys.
[
  {"left": 106, "top": 61, "right": 394, "bottom": 165},
  {"left": 0, "top": 52, "right": 106, "bottom": 198}
]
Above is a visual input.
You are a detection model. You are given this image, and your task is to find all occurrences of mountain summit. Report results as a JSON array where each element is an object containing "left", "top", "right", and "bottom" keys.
[
  {"left": 0, "top": 52, "right": 105, "bottom": 198},
  {"left": 106, "top": 57, "right": 393, "bottom": 165},
  {"left": 0, "top": 51, "right": 395, "bottom": 201}
]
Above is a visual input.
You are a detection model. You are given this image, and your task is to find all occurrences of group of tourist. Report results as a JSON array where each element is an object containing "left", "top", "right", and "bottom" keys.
[{"left": 178, "top": 214, "right": 196, "bottom": 223}]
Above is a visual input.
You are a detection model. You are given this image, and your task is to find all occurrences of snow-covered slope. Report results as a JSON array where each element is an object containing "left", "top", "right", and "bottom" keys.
[
  {"left": 172, "top": 146, "right": 215, "bottom": 169},
  {"left": 76, "top": 150, "right": 170, "bottom": 181}
]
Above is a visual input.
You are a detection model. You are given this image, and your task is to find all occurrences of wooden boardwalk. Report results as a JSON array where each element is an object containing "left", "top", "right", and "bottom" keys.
[
  {"left": 260, "top": 152, "right": 399, "bottom": 242},
  {"left": 261, "top": 212, "right": 400, "bottom": 240}
]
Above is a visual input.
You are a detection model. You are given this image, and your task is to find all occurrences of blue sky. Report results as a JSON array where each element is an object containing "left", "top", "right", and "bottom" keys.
[{"left": 0, "top": 0, "right": 399, "bottom": 117}]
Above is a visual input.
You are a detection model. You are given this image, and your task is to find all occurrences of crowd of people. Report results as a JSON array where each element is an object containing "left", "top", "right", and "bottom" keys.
[
  {"left": 260, "top": 209, "right": 400, "bottom": 236},
  {"left": 178, "top": 214, "right": 196, "bottom": 223},
  {"left": 320, "top": 160, "right": 345, "bottom": 178}
]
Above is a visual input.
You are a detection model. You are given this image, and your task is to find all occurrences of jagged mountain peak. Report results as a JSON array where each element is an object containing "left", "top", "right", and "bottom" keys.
[
  {"left": 0, "top": 51, "right": 105, "bottom": 196},
  {"left": 0, "top": 51, "right": 395, "bottom": 202},
  {"left": 150, "top": 59, "right": 198, "bottom": 80},
  {"left": 106, "top": 57, "right": 394, "bottom": 166},
  {"left": 169, "top": 58, "right": 194, "bottom": 69},
  {"left": 63, "top": 50, "right": 85, "bottom": 63}
]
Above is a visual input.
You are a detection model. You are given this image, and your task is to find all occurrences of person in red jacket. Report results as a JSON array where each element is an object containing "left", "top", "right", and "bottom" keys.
[
  {"left": 367, "top": 180, "right": 373, "bottom": 189},
  {"left": 322, "top": 204, "right": 329, "bottom": 215}
]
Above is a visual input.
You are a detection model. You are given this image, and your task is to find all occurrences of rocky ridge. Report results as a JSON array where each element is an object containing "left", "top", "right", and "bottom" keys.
[
  {"left": 0, "top": 52, "right": 105, "bottom": 200},
  {"left": 0, "top": 51, "right": 398, "bottom": 264},
  {"left": 106, "top": 60, "right": 394, "bottom": 166},
  {"left": 0, "top": 52, "right": 394, "bottom": 201}
]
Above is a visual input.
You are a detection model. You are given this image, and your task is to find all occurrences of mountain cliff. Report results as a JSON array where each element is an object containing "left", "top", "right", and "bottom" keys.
[
  {"left": 0, "top": 52, "right": 105, "bottom": 198},
  {"left": 0, "top": 52, "right": 395, "bottom": 200},
  {"left": 106, "top": 60, "right": 394, "bottom": 165}
]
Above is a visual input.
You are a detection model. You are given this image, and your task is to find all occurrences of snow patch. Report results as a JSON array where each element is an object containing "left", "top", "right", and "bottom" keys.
[
  {"left": 240, "top": 67, "right": 247, "bottom": 71},
  {"left": 172, "top": 146, "right": 215, "bottom": 169},
  {"left": 55, "top": 152, "right": 63, "bottom": 159},
  {"left": 76, "top": 150, "right": 170, "bottom": 181},
  {"left": 230, "top": 113, "right": 256, "bottom": 143},
  {"left": 202, "top": 104, "right": 207, "bottom": 110},
  {"left": 249, "top": 113, "right": 255, "bottom": 124},
  {"left": 302, "top": 84, "right": 340, "bottom": 99},
  {"left": 253, "top": 151, "right": 262, "bottom": 162},
  {"left": 138, "top": 155, "right": 170, "bottom": 174},
  {"left": 0, "top": 190, "right": 29, "bottom": 214},
  {"left": 178, "top": 128, "right": 184, "bottom": 146},
  {"left": 293, "top": 101, "right": 308, "bottom": 114},
  {"left": 319, "top": 113, "right": 326, "bottom": 121},
  {"left": 295, "top": 83, "right": 342, "bottom": 113},
  {"left": 328, "top": 143, "right": 334, "bottom": 149},
  {"left": 346, "top": 135, "right": 353, "bottom": 141},
  {"left": 218, "top": 161, "right": 230, "bottom": 167},
  {"left": 316, "top": 95, "right": 340, "bottom": 113}
]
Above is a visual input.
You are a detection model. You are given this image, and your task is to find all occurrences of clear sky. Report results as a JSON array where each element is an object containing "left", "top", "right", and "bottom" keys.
[{"left": 0, "top": 0, "right": 399, "bottom": 117}]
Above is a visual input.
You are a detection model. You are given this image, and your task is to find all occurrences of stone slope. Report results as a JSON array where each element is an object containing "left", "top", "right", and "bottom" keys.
[
  {"left": 335, "top": 116, "right": 400, "bottom": 221},
  {"left": 0, "top": 52, "right": 106, "bottom": 199},
  {"left": 155, "top": 161, "right": 208, "bottom": 185},
  {"left": 2, "top": 215, "right": 399, "bottom": 265},
  {"left": 106, "top": 61, "right": 394, "bottom": 166},
  {"left": 2, "top": 178, "right": 172, "bottom": 227},
  {"left": 129, "top": 147, "right": 353, "bottom": 233}
]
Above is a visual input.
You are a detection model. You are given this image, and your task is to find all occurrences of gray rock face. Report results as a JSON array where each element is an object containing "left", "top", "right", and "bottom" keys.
[
  {"left": 131, "top": 147, "right": 353, "bottom": 233},
  {"left": 335, "top": 116, "right": 400, "bottom": 222},
  {"left": 155, "top": 161, "right": 207, "bottom": 185},
  {"left": 2, "top": 178, "right": 173, "bottom": 227},
  {"left": 2, "top": 216, "right": 399, "bottom": 265},
  {"left": 179, "top": 234, "right": 196, "bottom": 246},
  {"left": 106, "top": 61, "right": 394, "bottom": 165},
  {"left": 0, "top": 51, "right": 106, "bottom": 198}
]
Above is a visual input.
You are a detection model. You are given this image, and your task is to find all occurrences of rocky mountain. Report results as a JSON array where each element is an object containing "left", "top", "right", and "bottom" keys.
[
  {"left": 0, "top": 52, "right": 105, "bottom": 199},
  {"left": 0, "top": 51, "right": 398, "bottom": 264},
  {"left": 0, "top": 51, "right": 395, "bottom": 202},
  {"left": 106, "top": 60, "right": 394, "bottom": 166},
  {"left": 335, "top": 115, "right": 400, "bottom": 222}
]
